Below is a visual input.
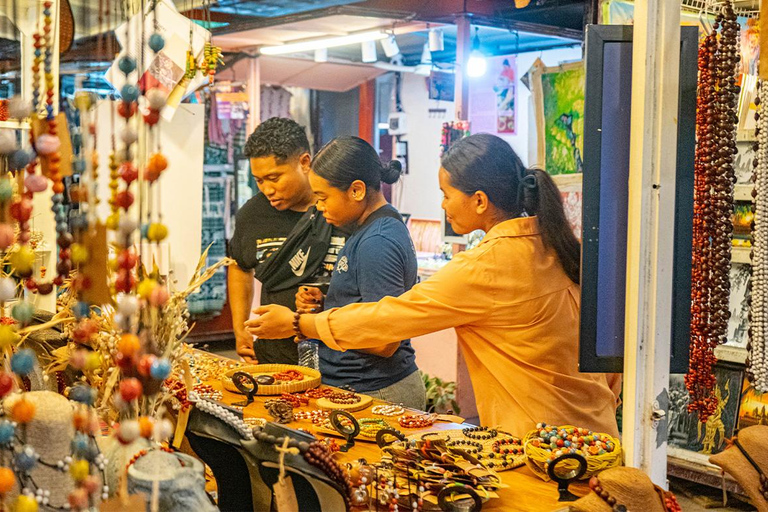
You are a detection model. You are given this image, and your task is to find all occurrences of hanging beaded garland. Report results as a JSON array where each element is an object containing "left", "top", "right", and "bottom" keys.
[
  {"left": 686, "top": 1, "right": 740, "bottom": 422},
  {"left": 749, "top": 79, "right": 768, "bottom": 392}
]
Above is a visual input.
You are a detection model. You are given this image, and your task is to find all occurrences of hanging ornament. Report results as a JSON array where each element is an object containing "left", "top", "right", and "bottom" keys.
[{"left": 686, "top": 2, "right": 740, "bottom": 422}]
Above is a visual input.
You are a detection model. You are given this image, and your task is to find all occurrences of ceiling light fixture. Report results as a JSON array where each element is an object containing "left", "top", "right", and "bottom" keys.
[
  {"left": 314, "top": 48, "right": 328, "bottom": 63},
  {"left": 259, "top": 30, "right": 387, "bottom": 56},
  {"left": 429, "top": 28, "right": 444, "bottom": 52},
  {"left": 381, "top": 34, "right": 400, "bottom": 58},
  {"left": 466, "top": 27, "right": 487, "bottom": 78},
  {"left": 361, "top": 40, "right": 378, "bottom": 62}
]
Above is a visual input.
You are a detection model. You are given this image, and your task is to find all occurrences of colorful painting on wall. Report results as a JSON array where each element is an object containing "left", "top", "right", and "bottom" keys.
[
  {"left": 531, "top": 59, "right": 584, "bottom": 175},
  {"left": 740, "top": 380, "right": 768, "bottom": 429},
  {"left": 668, "top": 364, "right": 743, "bottom": 455}
]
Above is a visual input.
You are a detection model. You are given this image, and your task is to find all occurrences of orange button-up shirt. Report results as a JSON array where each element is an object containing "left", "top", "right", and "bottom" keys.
[{"left": 315, "top": 216, "right": 621, "bottom": 437}]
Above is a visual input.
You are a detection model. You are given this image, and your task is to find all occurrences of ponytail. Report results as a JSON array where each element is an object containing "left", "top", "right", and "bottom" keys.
[
  {"left": 442, "top": 133, "right": 581, "bottom": 284},
  {"left": 520, "top": 169, "right": 581, "bottom": 284}
]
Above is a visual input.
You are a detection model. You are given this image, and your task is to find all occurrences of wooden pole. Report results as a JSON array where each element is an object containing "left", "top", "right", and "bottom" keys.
[
  {"left": 358, "top": 79, "right": 376, "bottom": 144},
  {"left": 454, "top": 14, "right": 470, "bottom": 121},
  {"left": 622, "top": 0, "right": 681, "bottom": 485},
  {"left": 248, "top": 56, "right": 261, "bottom": 135}
]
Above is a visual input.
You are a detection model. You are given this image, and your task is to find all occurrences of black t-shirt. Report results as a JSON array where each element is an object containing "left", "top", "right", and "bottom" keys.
[{"left": 229, "top": 193, "right": 344, "bottom": 364}]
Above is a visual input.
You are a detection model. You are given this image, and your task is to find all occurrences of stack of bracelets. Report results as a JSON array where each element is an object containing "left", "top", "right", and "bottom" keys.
[
  {"left": 273, "top": 370, "right": 304, "bottom": 382},
  {"left": 446, "top": 439, "right": 482, "bottom": 455},
  {"left": 371, "top": 404, "right": 405, "bottom": 417},
  {"left": 398, "top": 414, "right": 435, "bottom": 429},
  {"left": 358, "top": 418, "right": 389, "bottom": 438},
  {"left": 293, "top": 409, "right": 329, "bottom": 425},
  {"left": 328, "top": 392, "right": 362, "bottom": 405},
  {"left": 462, "top": 426, "right": 498, "bottom": 440},
  {"left": 303, "top": 387, "right": 334, "bottom": 400},
  {"left": 278, "top": 392, "right": 310, "bottom": 408}
]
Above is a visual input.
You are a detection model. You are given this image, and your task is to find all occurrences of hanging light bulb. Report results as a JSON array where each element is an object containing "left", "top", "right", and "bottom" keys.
[
  {"left": 429, "top": 28, "right": 444, "bottom": 52},
  {"left": 361, "top": 39, "right": 378, "bottom": 63},
  {"left": 466, "top": 27, "right": 487, "bottom": 78},
  {"left": 381, "top": 34, "right": 400, "bottom": 58}
]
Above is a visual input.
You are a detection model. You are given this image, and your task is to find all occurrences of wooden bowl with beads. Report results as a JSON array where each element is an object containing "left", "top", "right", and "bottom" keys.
[
  {"left": 223, "top": 364, "right": 321, "bottom": 395},
  {"left": 522, "top": 424, "right": 622, "bottom": 481}
]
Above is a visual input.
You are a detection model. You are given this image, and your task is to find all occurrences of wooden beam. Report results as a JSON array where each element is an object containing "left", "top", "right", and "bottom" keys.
[
  {"left": 248, "top": 57, "right": 261, "bottom": 135},
  {"left": 358, "top": 79, "right": 376, "bottom": 144},
  {"left": 454, "top": 14, "right": 470, "bottom": 122},
  {"left": 622, "top": 0, "right": 681, "bottom": 486}
]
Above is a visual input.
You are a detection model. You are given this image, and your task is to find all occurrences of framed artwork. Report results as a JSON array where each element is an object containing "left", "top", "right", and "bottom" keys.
[
  {"left": 530, "top": 59, "right": 584, "bottom": 175},
  {"left": 735, "top": 141, "right": 756, "bottom": 185},
  {"left": 739, "top": 379, "right": 768, "bottom": 429},
  {"left": 668, "top": 363, "right": 744, "bottom": 455},
  {"left": 468, "top": 56, "right": 517, "bottom": 135},
  {"left": 552, "top": 174, "right": 583, "bottom": 240},
  {"left": 727, "top": 263, "right": 751, "bottom": 349}
]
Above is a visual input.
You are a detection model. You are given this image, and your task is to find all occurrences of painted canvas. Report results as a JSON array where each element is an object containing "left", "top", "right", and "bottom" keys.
[
  {"left": 727, "top": 263, "right": 751, "bottom": 349},
  {"left": 668, "top": 364, "right": 743, "bottom": 455},
  {"left": 735, "top": 141, "right": 755, "bottom": 184},
  {"left": 740, "top": 380, "right": 768, "bottom": 429},
  {"left": 733, "top": 202, "right": 753, "bottom": 247},
  {"left": 562, "top": 191, "right": 582, "bottom": 240},
  {"left": 532, "top": 60, "right": 584, "bottom": 175}
]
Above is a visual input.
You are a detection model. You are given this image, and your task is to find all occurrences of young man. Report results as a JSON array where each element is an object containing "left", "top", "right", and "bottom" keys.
[{"left": 228, "top": 117, "right": 343, "bottom": 364}]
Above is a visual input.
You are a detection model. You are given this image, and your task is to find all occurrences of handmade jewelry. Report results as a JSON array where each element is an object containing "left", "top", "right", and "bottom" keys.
[
  {"left": 492, "top": 437, "right": 523, "bottom": 455},
  {"left": 192, "top": 383, "right": 222, "bottom": 401},
  {"left": 358, "top": 418, "right": 389, "bottom": 439},
  {"left": 272, "top": 369, "right": 304, "bottom": 382},
  {"left": 125, "top": 447, "right": 175, "bottom": 469},
  {"left": 279, "top": 392, "right": 309, "bottom": 408},
  {"left": 397, "top": 414, "right": 435, "bottom": 429},
  {"left": 686, "top": 0, "right": 740, "bottom": 421},
  {"left": 446, "top": 439, "right": 482, "bottom": 454},
  {"left": 328, "top": 391, "right": 361, "bottom": 405},
  {"left": 372, "top": 404, "right": 405, "bottom": 417},
  {"left": 462, "top": 426, "right": 498, "bottom": 440},
  {"left": 293, "top": 311, "right": 306, "bottom": 341},
  {"left": 588, "top": 475, "right": 626, "bottom": 511},
  {"left": 264, "top": 399, "right": 294, "bottom": 424},
  {"left": 293, "top": 409, "right": 329, "bottom": 424},
  {"left": 303, "top": 387, "right": 334, "bottom": 400},
  {"left": 194, "top": 396, "right": 254, "bottom": 439}
]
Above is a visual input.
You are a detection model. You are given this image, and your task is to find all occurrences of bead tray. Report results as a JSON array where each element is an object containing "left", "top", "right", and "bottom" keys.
[{"left": 223, "top": 364, "right": 321, "bottom": 396}]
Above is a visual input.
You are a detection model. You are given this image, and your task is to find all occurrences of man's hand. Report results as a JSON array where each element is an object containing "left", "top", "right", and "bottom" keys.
[
  {"left": 296, "top": 286, "right": 324, "bottom": 313},
  {"left": 236, "top": 337, "right": 259, "bottom": 364},
  {"left": 245, "top": 305, "right": 296, "bottom": 340}
]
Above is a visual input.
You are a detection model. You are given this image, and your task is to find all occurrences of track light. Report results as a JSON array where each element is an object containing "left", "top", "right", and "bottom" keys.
[
  {"left": 259, "top": 30, "right": 387, "bottom": 55},
  {"left": 381, "top": 34, "right": 400, "bottom": 58},
  {"left": 429, "top": 28, "right": 444, "bottom": 52},
  {"left": 361, "top": 40, "right": 378, "bottom": 63},
  {"left": 314, "top": 48, "right": 328, "bottom": 62}
]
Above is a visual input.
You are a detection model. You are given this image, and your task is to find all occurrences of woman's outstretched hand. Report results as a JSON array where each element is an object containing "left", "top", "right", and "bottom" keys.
[{"left": 245, "top": 305, "right": 295, "bottom": 340}]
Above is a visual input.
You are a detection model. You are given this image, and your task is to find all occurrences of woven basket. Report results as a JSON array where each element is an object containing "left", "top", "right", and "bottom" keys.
[
  {"left": 522, "top": 425, "right": 622, "bottom": 481},
  {"left": 223, "top": 364, "right": 321, "bottom": 395}
]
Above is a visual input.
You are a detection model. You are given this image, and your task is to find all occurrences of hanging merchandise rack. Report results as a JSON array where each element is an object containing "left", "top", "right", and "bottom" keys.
[{"left": 682, "top": 0, "right": 759, "bottom": 17}]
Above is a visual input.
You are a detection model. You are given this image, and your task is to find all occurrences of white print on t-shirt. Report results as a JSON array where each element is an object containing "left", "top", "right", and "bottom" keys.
[
  {"left": 336, "top": 256, "right": 349, "bottom": 274},
  {"left": 290, "top": 247, "right": 311, "bottom": 277}
]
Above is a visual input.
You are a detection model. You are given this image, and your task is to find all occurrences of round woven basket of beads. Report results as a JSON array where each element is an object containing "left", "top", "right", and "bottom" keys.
[
  {"left": 522, "top": 424, "right": 622, "bottom": 481},
  {"left": 223, "top": 364, "right": 321, "bottom": 395}
]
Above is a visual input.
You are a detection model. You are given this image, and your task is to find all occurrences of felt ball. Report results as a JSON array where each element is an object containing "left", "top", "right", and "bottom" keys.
[
  {"left": 119, "top": 162, "right": 138, "bottom": 183},
  {"left": 120, "top": 84, "right": 139, "bottom": 103},
  {"left": 138, "top": 416, "right": 154, "bottom": 438},
  {"left": 23, "top": 174, "right": 47, "bottom": 193},
  {"left": 9, "top": 149, "right": 31, "bottom": 171},
  {"left": 14, "top": 445, "right": 37, "bottom": 471},
  {"left": 0, "top": 374, "right": 12, "bottom": 398},
  {"left": 14, "top": 495, "right": 38, "bottom": 512},
  {"left": 71, "top": 433, "right": 89, "bottom": 458},
  {"left": 68, "top": 488, "right": 89, "bottom": 510},
  {"left": 0, "top": 225, "right": 13, "bottom": 250},
  {"left": 149, "top": 285, "right": 169, "bottom": 307},
  {"left": 143, "top": 109, "right": 160, "bottom": 126},
  {"left": 116, "top": 293, "right": 139, "bottom": 316},
  {"left": 0, "top": 179, "right": 12, "bottom": 202},
  {"left": 83, "top": 474, "right": 100, "bottom": 494},
  {"left": 84, "top": 352, "right": 101, "bottom": 372},
  {"left": 9, "top": 199, "right": 32, "bottom": 223},
  {"left": 137, "top": 354, "right": 155, "bottom": 377},
  {"left": 0, "top": 278, "right": 16, "bottom": 302},
  {"left": 119, "top": 378, "right": 142, "bottom": 402},
  {"left": 117, "top": 101, "right": 136, "bottom": 119},
  {"left": 146, "top": 89, "right": 166, "bottom": 110},
  {"left": 149, "top": 358, "right": 171, "bottom": 380},
  {"left": 153, "top": 418, "right": 173, "bottom": 441},
  {"left": 118, "top": 217, "right": 138, "bottom": 236},
  {"left": 34, "top": 133, "right": 60, "bottom": 156},
  {"left": 69, "top": 459, "right": 90, "bottom": 482},
  {"left": 70, "top": 244, "right": 89, "bottom": 265},
  {"left": 11, "top": 301, "right": 34, "bottom": 324},
  {"left": 117, "top": 334, "right": 140, "bottom": 357},
  {"left": 8, "top": 96, "right": 32, "bottom": 119},
  {"left": 148, "top": 33, "right": 165, "bottom": 52},
  {"left": 118, "top": 56, "right": 136, "bottom": 75},
  {"left": 115, "top": 190, "right": 134, "bottom": 209},
  {"left": 120, "top": 125, "right": 138, "bottom": 145},
  {"left": 146, "top": 223, "right": 168, "bottom": 242},
  {"left": 69, "top": 384, "right": 95, "bottom": 406},
  {"left": 106, "top": 213, "right": 120, "bottom": 231},
  {"left": 0, "top": 131, "right": 17, "bottom": 156},
  {"left": 147, "top": 153, "right": 168, "bottom": 173},
  {"left": 11, "top": 349, "right": 36, "bottom": 375},
  {"left": 72, "top": 410, "right": 89, "bottom": 432},
  {"left": 116, "top": 419, "right": 140, "bottom": 444},
  {"left": 9, "top": 246, "right": 35, "bottom": 276},
  {"left": 73, "top": 301, "right": 90, "bottom": 319},
  {"left": 140, "top": 223, "right": 150, "bottom": 240},
  {"left": 137, "top": 279, "right": 157, "bottom": 300},
  {"left": 0, "top": 421, "right": 15, "bottom": 444},
  {"left": 0, "top": 467, "right": 14, "bottom": 494},
  {"left": 117, "top": 251, "right": 137, "bottom": 271}
]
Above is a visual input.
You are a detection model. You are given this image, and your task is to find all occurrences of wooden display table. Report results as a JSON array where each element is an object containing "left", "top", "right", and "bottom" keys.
[{"left": 201, "top": 376, "right": 588, "bottom": 511}]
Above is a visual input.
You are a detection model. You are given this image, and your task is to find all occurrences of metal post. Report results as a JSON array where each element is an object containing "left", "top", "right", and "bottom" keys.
[
  {"left": 248, "top": 56, "right": 261, "bottom": 134},
  {"left": 454, "top": 14, "right": 470, "bottom": 121},
  {"left": 621, "top": 0, "right": 681, "bottom": 485}
]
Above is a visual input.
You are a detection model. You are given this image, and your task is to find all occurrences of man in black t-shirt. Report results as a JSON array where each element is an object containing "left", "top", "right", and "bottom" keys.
[{"left": 228, "top": 118, "right": 343, "bottom": 364}]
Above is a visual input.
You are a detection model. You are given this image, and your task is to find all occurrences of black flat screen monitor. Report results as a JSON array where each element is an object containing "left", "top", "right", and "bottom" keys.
[{"left": 579, "top": 25, "right": 697, "bottom": 374}]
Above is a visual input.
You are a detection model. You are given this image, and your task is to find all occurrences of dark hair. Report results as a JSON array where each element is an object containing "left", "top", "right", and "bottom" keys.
[
  {"left": 243, "top": 117, "right": 310, "bottom": 163},
  {"left": 311, "top": 136, "right": 401, "bottom": 191},
  {"left": 441, "top": 133, "right": 580, "bottom": 284}
]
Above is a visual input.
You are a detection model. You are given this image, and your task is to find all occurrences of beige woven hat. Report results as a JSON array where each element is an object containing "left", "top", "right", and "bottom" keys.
[
  {"left": 569, "top": 467, "right": 669, "bottom": 512},
  {"left": 709, "top": 425, "right": 768, "bottom": 512}
]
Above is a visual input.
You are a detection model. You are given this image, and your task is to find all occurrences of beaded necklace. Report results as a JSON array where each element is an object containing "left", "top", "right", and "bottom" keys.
[{"left": 686, "top": 1, "right": 740, "bottom": 421}]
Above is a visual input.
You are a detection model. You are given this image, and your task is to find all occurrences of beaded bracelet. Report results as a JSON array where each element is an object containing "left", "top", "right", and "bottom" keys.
[
  {"left": 492, "top": 437, "right": 523, "bottom": 455},
  {"left": 273, "top": 370, "right": 304, "bottom": 382},
  {"left": 588, "top": 476, "right": 626, "bottom": 511},
  {"left": 328, "top": 392, "right": 361, "bottom": 405},
  {"left": 371, "top": 404, "right": 405, "bottom": 417},
  {"left": 358, "top": 418, "right": 389, "bottom": 438},
  {"left": 462, "top": 426, "right": 498, "bottom": 440},
  {"left": 293, "top": 311, "right": 306, "bottom": 341},
  {"left": 446, "top": 439, "right": 482, "bottom": 454},
  {"left": 398, "top": 414, "right": 435, "bottom": 429}
]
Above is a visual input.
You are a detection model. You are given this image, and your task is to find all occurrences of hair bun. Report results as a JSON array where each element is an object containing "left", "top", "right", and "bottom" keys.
[{"left": 381, "top": 159, "right": 403, "bottom": 185}]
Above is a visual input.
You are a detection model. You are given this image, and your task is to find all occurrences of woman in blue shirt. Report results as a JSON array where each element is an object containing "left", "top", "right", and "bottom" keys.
[{"left": 293, "top": 136, "right": 425, "bottom": 409}]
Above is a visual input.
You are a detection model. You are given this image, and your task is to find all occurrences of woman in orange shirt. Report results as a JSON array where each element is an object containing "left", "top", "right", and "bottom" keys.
[{"left": 247, "top": 133, "right": 621, "bottom": 437}]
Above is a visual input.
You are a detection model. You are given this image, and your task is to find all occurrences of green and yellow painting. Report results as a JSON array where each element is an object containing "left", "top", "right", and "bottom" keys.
[{"left": 541, "top": 65, "right": 585, "bottom": 175}]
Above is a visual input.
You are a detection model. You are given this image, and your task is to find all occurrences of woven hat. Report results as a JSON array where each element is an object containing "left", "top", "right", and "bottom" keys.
[
  {"left": 709, "top": 425, "right": 768, "bottom": 512},
  {"left": 569, "top": 467, "right": 667, "bottom": 512}
]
